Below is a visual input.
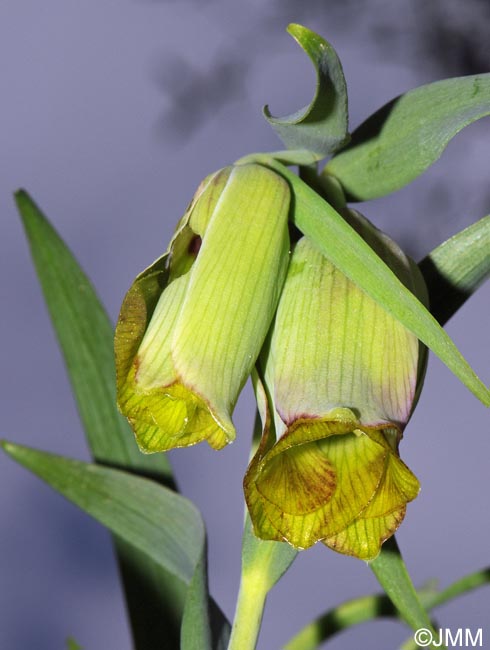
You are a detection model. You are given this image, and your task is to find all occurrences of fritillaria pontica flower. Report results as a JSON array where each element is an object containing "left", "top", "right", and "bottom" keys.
[
  {"left": 115, "top": 163, "right": 290, "bottom": 453},
  {"left": 244, "top": 210, "right": 426, "bottom": 560}
]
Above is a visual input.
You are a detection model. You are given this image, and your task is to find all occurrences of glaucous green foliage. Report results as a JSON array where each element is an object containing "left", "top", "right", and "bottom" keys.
[{"left": 5, "top": 22, "right": 489, "bottom": 650}]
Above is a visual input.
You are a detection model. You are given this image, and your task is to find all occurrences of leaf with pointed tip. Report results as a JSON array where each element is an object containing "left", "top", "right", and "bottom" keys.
[
  {"left": 15, "top": 190, "right": 185, "bottom": 648},
  {"left": 264, "top": 24, "right": 349, "bottom": 155},
  {"left": 15, "top": 190, "right": 174, "bottom": 478},
  {"left": 419, "top": 215, "right": 490, "bottom": 326},
  {"left": 3, "top": 441, "right": 203, "bottom": 581},
  {"left": 326, "top": 73, "right": 490, "bottom": 200},
  {"left": 252, "top": 159, "right": 490, "bottom": 407},
  {"left": 2, "top": 439, "right": 229, "bottom": 648},
  {"left": 369, "top": 537, "right": 441, "bottom": 647}
]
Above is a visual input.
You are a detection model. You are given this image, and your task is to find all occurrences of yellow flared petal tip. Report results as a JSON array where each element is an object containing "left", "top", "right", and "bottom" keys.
[
  {"left": 245, "top": 419, "right": 419, "bottom": 558},
  {"left": 323, "top": 505, "right": 407, "bottom": 561},
  {"left": 119, "top": 376, "right": 235, "bottom": 453},
  {"left": 114, "top": 162, "right": 291, "bottom": 454}
]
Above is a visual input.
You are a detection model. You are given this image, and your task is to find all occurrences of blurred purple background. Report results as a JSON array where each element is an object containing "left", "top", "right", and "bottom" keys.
[{"left": 1, "top": 1, "right": 489, "bottom": 648}]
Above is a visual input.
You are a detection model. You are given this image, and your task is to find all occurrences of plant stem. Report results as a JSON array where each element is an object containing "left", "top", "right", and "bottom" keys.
[
  {"left": 227, "top": 569, "right": 269, "bottom": 650},
  {"left": 284, "top": 566, "right": 490, "bottom": 650}
]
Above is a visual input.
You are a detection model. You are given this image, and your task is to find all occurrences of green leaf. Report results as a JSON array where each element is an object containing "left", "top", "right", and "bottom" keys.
[
  {"left": 326, "top": 73, "right": 490, "bottom": 200},
  {"left": 3, "top": 441, "right": 202, "bottom": 582},
  {"left": 115, "top": 540, "right": 186, "bottom": 649},
  {"left": 284, "top": 565, "right": 490, "bottom": 650},
  {"left": 237, "top": 149, "right": 323, "bottom": 167},
  {"left": 15, "top": 190, "right": 172, "bottom": 476},
  {"left": 249, "top": 159, "right": 490, "bottom": 407},
  {"left": 66, "top": 639, "right": 83, "bottom": 650},
  {"left": 181, "top": 549, "right": 213, "bottom": 650},
  {"left": 419, "top": 215, "right": 490, "bottom": 326},
  {"left": 424, "top": 566, "right": 490, "bottom": 609},
  {"left": 369, "top": 537, "right": 442, "bottom": 649},
  {"left": 15, "top": 190, "right": 186, "bottom": 648},
  {"left": 3, "top": 437, "right": 230, "bottom": 649},
  {"left": 263, "top": 24, "right": 349, "bottom": 156},
  {"left": 400, "top": 567, "right": 490, "bottom": 650},
  {"left": 2, "top": 439, "right": 229, "bottom": 647}
]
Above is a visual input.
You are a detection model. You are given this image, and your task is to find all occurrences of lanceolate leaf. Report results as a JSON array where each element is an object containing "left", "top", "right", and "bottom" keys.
[
  {"left": 15, "top": 190, "right": 173, "bottom": 477},
  {"left": 251, "top": 158, "right": 490, "bottom": 407},
  {"left": 419, "top": 215, "right": 490, "bottom": 326},
  {"left": 264, "top": 24, "right": 349, "bottom": 155},
  {"left": 4, "top": 437, "right": 232, "bottom": 650},
  {"left": 15, "top": 191, "right": 185, "bottom": 648},
  {"left": 326, "top": 74, "right": 490, "bottom": 201},
  {"left": 369, "top": 537, "right": 441, "bottom": 649},
  {"left": 2, "top": 442, "right": 202, "bottom": 583}
]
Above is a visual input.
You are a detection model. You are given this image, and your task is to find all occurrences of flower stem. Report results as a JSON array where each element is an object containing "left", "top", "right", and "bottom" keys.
[
  {"left": 227, "top": 568, "right": 269, "bottom": 650},
  {"left": 284, "top": 566, "right": 490, "bottom": 650},
  {"left": 227, "top": 413, "right": 297, "bottom": 650}
]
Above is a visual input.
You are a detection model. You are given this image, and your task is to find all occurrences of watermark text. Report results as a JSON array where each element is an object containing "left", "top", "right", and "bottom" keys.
[{"left": 414, "top": 628, "right": 483, "bottom": 647}]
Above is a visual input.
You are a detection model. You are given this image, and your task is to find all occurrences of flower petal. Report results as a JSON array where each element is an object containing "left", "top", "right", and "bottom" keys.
[
  {"left": 250, "top": 419, "right": 393, "bottom": 549},
  {"left": 269, "top": 235, "right": 420, "bottom": 430},
  {"left": 245, "top": 214, "right": 423, "bottom": 557},
  {"left": 116, "top": 164, "right": 291, "bottom": 452},
  {"left": 323, "top": 446, "right": 420, "bottom": 559},
  {"left": 171, "top": 164, "right": 290, "bottom": 437},
  {"left": 323, "top": 507, "right": 407, "bottom": 561}
]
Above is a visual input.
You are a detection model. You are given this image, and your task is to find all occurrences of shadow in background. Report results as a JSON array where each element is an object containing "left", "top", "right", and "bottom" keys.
[
  {"left": 153, "top": 53, "right": 248, "bottom": 140},
  {"left": 151, "top": 0, "right": 490, "bottom": 141}
]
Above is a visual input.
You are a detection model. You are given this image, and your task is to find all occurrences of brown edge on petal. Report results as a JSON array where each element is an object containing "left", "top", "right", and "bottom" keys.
[
  {"left": 114, "top": 255, "right": 169, "bottom": 395},
  {"left": 257, "top": 412, "right": 361, "bottom": 471},
  {"left": 323, "top": 505, "right": 407, "bottom": 561},
  {"left": 244, "top": 377, "right": 415, "bottom": 549},
  {"left": 113, "top": 168, "right": 229, "bottom": 396},
  {"left": 244, "top": 371, "right": 289, "bottom": 543},
  {"left": 125, "top": 376, "right": 232, "bottom": 453}
]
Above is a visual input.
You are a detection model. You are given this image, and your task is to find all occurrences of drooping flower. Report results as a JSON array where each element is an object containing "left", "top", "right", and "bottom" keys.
[
  {"left": 244, "top": 210, "right": 426, "bottom": 560},
  {"left": 115, "top": 163, "right": 290, "bottom": 453}
]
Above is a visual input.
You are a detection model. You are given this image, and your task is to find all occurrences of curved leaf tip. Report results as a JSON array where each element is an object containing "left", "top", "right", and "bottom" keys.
[{"left": 263, "top": 23, "right": 349, "bottom": 156}]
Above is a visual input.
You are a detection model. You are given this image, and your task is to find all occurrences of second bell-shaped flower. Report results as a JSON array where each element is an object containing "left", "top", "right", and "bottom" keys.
[
  {"left": 115, "top": 163, "right": 290, "bottom": 452},
  {"left": 245, "top": 210, "right": 425, "bottom": 560}
]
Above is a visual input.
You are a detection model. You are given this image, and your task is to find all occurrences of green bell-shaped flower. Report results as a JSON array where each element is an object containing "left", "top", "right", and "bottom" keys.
[
  {"left": 115, "top": 163, "right": 290, "bottom": 452},
  {"left": 245, "top": 210, "right": 426, "bottom": 560}
]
